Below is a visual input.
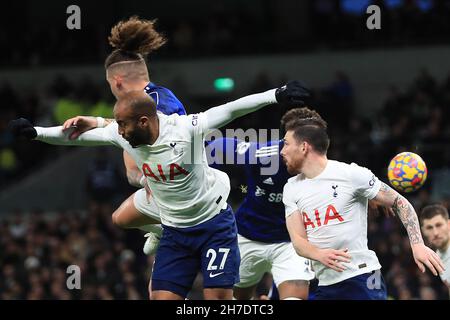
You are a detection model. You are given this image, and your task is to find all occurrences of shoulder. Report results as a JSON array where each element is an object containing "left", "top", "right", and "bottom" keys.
[
  {"left": 284, "top": 175, "right": 303, "bottom": 190},
  {"left": 324, "top": 160, "right": 356, "bottom": 179},
  {"left": 164, "top": 112, "right": 207, "bottom": 134},
  {"left": 329, "top": 159, "right": 352, "bottom": 171},
  {"left": 283, "top": 175, "right": 303, "bottom": 203}
]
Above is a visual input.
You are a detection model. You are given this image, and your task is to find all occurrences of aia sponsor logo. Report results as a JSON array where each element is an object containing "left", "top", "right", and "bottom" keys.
[
  {"left": 142, "top": 163, "right": 189, "bottom": 182},
  {"left": 302, "top": 205, "right": 344, "bottom": 229}
]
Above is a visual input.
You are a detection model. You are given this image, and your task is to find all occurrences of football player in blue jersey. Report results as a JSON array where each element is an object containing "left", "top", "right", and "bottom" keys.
[{"left": 205, "top": 107, "right": 322, "bottom": 300}]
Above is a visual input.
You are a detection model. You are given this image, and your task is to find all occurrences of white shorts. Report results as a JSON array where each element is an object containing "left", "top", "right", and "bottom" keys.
[
  {"left": 133, "top": 188, "right": 161, "bottom": 222},
  {"left": 235, "top": 234, "right": 315, "bottom": 288}
]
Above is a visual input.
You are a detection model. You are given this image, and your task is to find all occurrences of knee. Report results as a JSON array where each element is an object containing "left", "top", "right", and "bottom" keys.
[
  {"left": 278, "top": 280, "right": 309, "bottom": 300},
  {"left": 112, "top": 210, "right": 126, "bottom": 228}
]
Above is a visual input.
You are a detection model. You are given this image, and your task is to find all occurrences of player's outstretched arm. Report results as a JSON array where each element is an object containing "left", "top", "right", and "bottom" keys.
[
  {"left": 62, "top": 117, "right": 143, "bottom": 188},
  {"left": 62, "top": 116, "right": 114, "bottom": 140},
  {"left": 8, "top": 118, "right": 116, "bottom": 147},
  {"left": 373, "top": 182, "right": 445, "bottom": 276},
  {"left": 204, "top": 81, "right": 310, "bottom": 130},
  {"left": 286, "top": 210, "right": 351, "bottom": 272}
]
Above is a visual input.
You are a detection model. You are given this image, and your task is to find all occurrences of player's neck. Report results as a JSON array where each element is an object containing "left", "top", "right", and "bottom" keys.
[
  {"left": 439, "top": 235, "right": 450, "bottom": 253},
  {"left": 302, "top": 154, "right": 328, "bottom": 179},
  {"left": 126, "top": 79, "right": 151, "bottom": 92},
  {"left": 148, "top": 116, "right": 160, "bottom": 145}
]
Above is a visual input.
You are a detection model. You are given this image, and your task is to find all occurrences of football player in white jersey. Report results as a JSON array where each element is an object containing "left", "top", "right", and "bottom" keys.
[
  {"left": 420, "top": 204, "right": 450, "bottom": 298},
  {"left": 10, "top": 81, "right": 309, "bottom": 300},
  {"left": 280, "top": 110, "right": 445, "bottom": 299},
  {"left": 58, "top": 17, "right": 188, "bottom": 255}
]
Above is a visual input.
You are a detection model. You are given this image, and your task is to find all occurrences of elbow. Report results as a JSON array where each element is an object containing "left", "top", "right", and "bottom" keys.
[{"left": 126, "top": 173, "right": 140, "bottom": 188}]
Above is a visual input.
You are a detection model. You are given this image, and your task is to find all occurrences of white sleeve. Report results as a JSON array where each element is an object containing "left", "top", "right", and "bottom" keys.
[
  {"left": 349, "top": 163, "right": 381, "bottom": 199},
  {"left": 203, "top": 89, "right": 277, "bottom": 131},
  {"left": 283, "top": 182, "right": 299, "bottom": 218},
  {"left": 177, "top": 89, "right": 277, "bottom": 138},
  {"left": 35, "top": 122, "right": 120, "bottom": 147},
  {"left": 181, "top": 112, "right": 209, "bottom": 138}
]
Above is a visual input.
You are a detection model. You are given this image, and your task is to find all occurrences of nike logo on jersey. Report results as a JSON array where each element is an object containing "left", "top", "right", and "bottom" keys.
[
  {"left": 263, "top": 177, "right": 274, "bottom": 185},
  {"left": 209, "top": 271, "right": 224, "bottom": 278},
  {"left": 170, "top": 142, "right": 176, "bottom": 148}
]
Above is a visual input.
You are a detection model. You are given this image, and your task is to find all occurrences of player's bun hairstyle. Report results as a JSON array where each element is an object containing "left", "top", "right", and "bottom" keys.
[
  {"left": 105, "top": 16, "right": 167, "bottom": 68},
  {"left": 283, "top": 107, "right": 330, "bottom": 155},
  {"left": 420, "top": 204, "right": 449, "bottom": 223}
]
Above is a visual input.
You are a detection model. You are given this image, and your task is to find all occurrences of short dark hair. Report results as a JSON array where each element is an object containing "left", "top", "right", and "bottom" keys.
[
  {"left": 420, "top": 204, "right": 449, "bottom": 223},
  {"left": 118, "top": 91, "right": 157, "bottom": 118},
  {"left": 285, "top": 119, "right": 330, "bottom": 155},
  {"left": 281, "top": 107, "right": 327, "bottom": 130}
]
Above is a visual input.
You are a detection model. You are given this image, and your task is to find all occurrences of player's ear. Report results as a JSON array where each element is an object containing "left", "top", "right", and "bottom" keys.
[
  {"left": 138, "top": 116, "right": 148, "bottom": 127},
  {"left": 114, "top": 75, "right": 123, "bottom": 89},
  {"left": 301, "top": 141, "right": 307, "bottom": 152}
]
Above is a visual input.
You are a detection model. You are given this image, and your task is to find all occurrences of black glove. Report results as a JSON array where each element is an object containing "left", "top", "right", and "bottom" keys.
[
  {"left": 8, "top": 118, "right": 37, "bottom": 140},
  {"left": 275, "top": 80, "right": 311, "bottom": 106}
]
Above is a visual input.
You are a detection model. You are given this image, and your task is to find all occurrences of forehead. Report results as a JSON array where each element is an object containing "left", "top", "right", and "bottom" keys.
[
  {"left": 113, "top": 102, "right": 131, "bottom": 120},
  {"left": 423, "top": 215, "right": 447, "bottom": 226},
  {"left": 284, "top": 130, "right": 295, "bottom": 141}
]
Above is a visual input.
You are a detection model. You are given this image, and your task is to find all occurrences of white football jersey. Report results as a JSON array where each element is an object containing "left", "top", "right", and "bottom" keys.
[
  {"left": 78, "top": 112, "right": 230, "bottom": 228},
  {"left": 283, "top": 160, "right": 382, "bottom": 286},
  {"left": 437, "top": 245, "right": 450, "bottom": 284},
  {"left": 35, "top": 89, "right": 280, "bottom": 228}
]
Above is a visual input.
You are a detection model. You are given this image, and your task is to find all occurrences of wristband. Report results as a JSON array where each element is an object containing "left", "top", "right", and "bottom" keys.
[{"left": 96, "top": 117, "right": 106, "bottom": 128}]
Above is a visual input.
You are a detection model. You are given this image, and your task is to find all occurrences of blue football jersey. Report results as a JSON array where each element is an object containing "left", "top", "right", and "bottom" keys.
[
  {"left": 207, "top": 137, "right": 291, "bottom": 243},
  {"left": 144, "top": 82, "right": 186, "bottom": 116}
]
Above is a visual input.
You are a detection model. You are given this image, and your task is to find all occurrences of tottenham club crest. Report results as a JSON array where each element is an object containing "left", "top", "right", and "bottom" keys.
[{"left": 332, "top": 184, "right": 338, "bottom": 197}]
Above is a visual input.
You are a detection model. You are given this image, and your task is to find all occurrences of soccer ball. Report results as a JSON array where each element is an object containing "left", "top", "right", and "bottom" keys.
[{"left": 387, "top": 152, "right": 427, "bottom": 193}]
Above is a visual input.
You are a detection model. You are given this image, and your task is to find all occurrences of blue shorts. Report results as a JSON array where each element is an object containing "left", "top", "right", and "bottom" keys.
[
  {"left": 151, "top": 205, "right": 240, "bottom": 298},
  {"left": 315, "top": 270, "right": 387, "bottom": 300}
]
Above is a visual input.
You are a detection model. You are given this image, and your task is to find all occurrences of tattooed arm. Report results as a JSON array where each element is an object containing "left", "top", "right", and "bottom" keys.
[
  {"left": 372, "top": 182, "right": 445, "bottom": 275},
  {"left": 374, "top": 182, "right": 423, "bottom": 244}
]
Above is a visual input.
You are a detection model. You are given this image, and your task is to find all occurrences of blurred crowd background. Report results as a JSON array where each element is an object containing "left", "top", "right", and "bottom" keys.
[
  {"left": 1, "top": 0, "right": 450, "bottom": 66},
  {"left": 1, "top": 0, "right": 450, "bottom": 299}
]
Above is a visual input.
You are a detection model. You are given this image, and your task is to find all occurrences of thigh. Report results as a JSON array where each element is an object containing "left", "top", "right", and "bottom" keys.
[
  {"left": 234, "top": 235, "right": 271, "bottom": 289},
  {"left": 315, "top": 271, "right": 387, "bottom": 300},
  {"left": 203, "top": 288, "right": 233, "bottom": 300},
  {"left": 271, "top": 242, "right": 315, "bottom": 287},
  {"left": 151, "top": 228, "right": 199, "bottom": 298},
  {"left": 133, "top": 188, "right": 161, "bottom": 222},
  {"left": 201, "top": 209, "right": 240, "bottom": 289},
  {"left": 113, "top": 192, "right": 159, "bottom": 228}
]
